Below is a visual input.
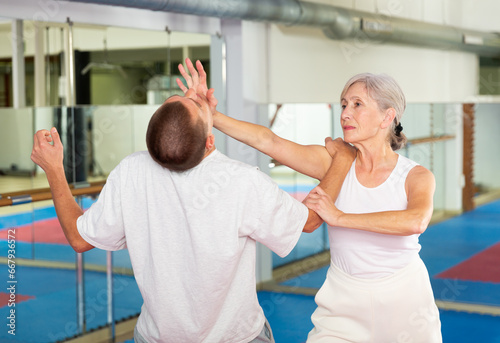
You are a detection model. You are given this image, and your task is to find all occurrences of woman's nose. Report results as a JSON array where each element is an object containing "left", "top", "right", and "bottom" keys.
[{"left": 341, "top": 107, "right": 351, "bottom": 120}]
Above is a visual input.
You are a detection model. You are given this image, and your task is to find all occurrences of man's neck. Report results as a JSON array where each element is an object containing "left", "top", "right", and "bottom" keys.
[{"left": 203, "top": 146, "right": 216, "bottom": 159}]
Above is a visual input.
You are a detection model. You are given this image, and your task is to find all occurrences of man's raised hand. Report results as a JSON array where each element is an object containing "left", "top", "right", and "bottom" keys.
[{"left": 31, "top": 127, "right": 64, "bottom": 174}]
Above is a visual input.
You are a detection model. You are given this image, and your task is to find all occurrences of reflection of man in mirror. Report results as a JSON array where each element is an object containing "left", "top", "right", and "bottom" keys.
[{"left": 30, "top": 58, "right": 350, "bottom": 343}]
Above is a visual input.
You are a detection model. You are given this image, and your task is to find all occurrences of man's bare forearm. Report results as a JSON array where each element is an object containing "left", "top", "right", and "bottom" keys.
[
  {"left": 302, "top": 152, "right": 353, "bottom": 232},
  {"left": 46, "top": 166, "right": 94, "bottom": 253}
]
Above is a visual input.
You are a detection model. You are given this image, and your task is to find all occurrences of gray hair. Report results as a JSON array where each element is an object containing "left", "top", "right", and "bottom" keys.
[{"left": 341, "top": 73, "right": 407, "bottom": 150}]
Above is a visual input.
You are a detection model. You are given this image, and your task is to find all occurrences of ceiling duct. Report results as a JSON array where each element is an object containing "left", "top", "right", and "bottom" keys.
[{"left": 64, "top": 0, "right": 500, "bottom": 57}]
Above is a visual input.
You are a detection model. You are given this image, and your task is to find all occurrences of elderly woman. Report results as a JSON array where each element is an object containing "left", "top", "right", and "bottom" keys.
[
  {"left": 178, "top": 59, "right": 441, "bottom": 342},
  {"left": 302, "top": 75, "right": 441, "bottom": 342}
]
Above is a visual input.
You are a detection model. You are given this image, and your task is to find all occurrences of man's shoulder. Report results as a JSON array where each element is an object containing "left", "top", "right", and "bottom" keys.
[
  {"left": 209, "top": 151, "right": 262, "bottom": 177},
  {"left": 214, "top": 153, "right": 279, "bottom": 193},
  {"left": 119, "top": 151, "right": 156, "bottom": 167},
  {"left": 110, "top": 151, "right": 157, "bottom": 177},
  {"left": 125, "top": 150, "right": 151, "bottom": 161}
]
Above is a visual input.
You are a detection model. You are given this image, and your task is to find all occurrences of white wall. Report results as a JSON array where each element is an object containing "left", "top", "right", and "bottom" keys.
[
  {"left": 270, "top": 103, "right": 333, "bottom": 146},
  {"left": 0, "top": 107, "right": 51, "bottom": 174},
  {"left": 264, "top": 0, "right": 479, "bottom": 104},
  {"left": 460, "top": 0, "right": 500, "bottom": 32},
  {"left": 210, "top": 0, "right": 498, "bottom": 105},
  {"left": 474, "top": 103, "right": 500, "bottom": 189},
  {"left": 0, "top": 108, "right": 34, "bottom": 172},
  {"left": 93, "top": 104, "right": 157, "bottom": 174}
]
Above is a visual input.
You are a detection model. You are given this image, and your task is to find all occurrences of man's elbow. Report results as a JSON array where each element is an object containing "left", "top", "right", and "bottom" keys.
[
  {"left": 73, "top": 245, "right": 87, "bottom": 254},
  {"left": 303, "top": 209, "right": 323, "bottom": 233},
  {"left": 303, "top": 226, "right": 316, "bottom": 233},
  {"left": 71, "top": 240, "right": 94, "bottom": 253},
  {"left": 303, "top": 221, "right": 322, "bottom": 233}
]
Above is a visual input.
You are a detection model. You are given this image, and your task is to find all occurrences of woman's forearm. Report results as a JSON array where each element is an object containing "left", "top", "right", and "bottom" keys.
[
  {"left": 337, "top": 208, "right": 432, "bottom": 236},
  {"left": 213, "top": 111, "right": 333, "bottom": 179},
  {"left": 214, "top": 111, "right": 275, "bottom": 154}
]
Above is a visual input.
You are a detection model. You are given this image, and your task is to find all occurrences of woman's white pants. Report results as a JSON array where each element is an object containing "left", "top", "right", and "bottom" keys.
[{"left": 307, "top": 257, "right": 442, "bottom": 343}]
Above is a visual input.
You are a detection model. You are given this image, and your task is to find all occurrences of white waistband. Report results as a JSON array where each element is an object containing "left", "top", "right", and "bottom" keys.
[{"left": 328, "top": 256, "right": 424, "bottom": 289}]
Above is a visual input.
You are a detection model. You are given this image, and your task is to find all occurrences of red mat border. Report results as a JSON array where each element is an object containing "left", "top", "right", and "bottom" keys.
[{"left": 436, "top": 242, "right": 500, "bottom": 283}]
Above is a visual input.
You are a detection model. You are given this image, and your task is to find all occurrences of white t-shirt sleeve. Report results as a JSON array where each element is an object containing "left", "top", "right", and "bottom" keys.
[
  {"left": 77, "top": 165, "right": 127, "bottom": 251},
  {"left": 243, "top": 169, "right": 308, "bottom": 257}
]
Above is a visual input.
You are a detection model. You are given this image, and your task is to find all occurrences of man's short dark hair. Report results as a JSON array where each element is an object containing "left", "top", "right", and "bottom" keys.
[{"left": 146, "top": 101, "right": 208, "bottom": 172}]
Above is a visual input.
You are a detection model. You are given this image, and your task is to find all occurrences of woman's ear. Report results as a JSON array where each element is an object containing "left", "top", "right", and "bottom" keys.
[{"left": 381, "top": 108, "right": 397, "bottom": 129}]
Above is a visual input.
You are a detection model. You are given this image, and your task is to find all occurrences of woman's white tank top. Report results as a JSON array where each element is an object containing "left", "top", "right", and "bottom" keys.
[{"left": 329, "top": 154, "right": 421, "bottom": 279}]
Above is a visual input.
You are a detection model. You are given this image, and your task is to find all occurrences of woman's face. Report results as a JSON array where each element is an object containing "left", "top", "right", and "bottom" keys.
[{"left": 340, "top": 82, "right": 386, "bottom": 145}]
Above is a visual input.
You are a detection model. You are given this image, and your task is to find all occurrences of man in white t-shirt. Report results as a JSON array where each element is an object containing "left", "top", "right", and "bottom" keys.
[{"left": 30, "top": 63, "right": 351, "bottom": 342}]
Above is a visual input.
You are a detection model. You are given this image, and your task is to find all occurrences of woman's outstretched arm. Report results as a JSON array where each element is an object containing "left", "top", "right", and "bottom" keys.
[{"left": 213, "top": 110, "right": 333, "bottom": 180}]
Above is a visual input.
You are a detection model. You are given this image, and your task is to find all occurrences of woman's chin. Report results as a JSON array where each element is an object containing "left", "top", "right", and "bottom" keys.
[{"left": 343, "top": 136, "right": 354, "bottom": 144}]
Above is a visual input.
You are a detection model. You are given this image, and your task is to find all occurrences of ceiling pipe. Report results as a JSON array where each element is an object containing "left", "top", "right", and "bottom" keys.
[{"left": 63, "top": 0, "right": 500, "bottom": 57}]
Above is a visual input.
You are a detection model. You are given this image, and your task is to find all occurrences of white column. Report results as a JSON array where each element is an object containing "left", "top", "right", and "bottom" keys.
[
  {"left": 222, "top": 19, "right": 258, "bottom": 165},
  {"left": 11, "top": 19, "right": 26, "bottom": 108},
  {"left": 444, "top": 103, "right": 463, "bottom": 213},
  {"left": 64, "top": 20, "right": 75, "bottom": 107},
  {"left": 182, "top": 46, "right": 190, "bottom": 65},
  {"left": 221, "top": 19, "right": 273, "bottom": 283},
  {"left": 210, "top": 33, "right": 227, "bottom": 154},
  {"left": 34, "top": 22, "right": 46, "bottom": 107}
]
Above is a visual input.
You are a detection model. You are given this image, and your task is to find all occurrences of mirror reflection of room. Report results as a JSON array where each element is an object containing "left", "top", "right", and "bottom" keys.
[{"left": 0, "top": 23, "right": 210, "bottom": 197}]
